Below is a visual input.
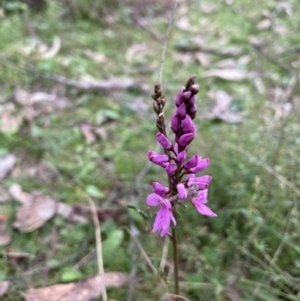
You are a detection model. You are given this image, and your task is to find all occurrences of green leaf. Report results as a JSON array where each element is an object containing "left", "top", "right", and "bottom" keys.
[
  {"left": 102, "top": 229, "right": 124, "bottom": 258},
  {"left": 60, "top": 270, "right": 83, "bottom": 282},
  {"left": 85, "top": 185, "right": 105, "bottom": 198},
  {"left": 127, "top": 205, "right": 148, "bottom": 220}
]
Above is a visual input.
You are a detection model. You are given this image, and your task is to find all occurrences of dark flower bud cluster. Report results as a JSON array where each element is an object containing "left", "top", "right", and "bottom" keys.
[{"left": 146, "top": 76, "right": 216, "bottom": 236}]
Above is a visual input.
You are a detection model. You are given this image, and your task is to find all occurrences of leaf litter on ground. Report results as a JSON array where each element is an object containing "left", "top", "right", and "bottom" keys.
[
  {"left": 203, "top": 90, "right": 243, "bottom": 124},
  {"left": 9, "top": 184, "right": 87, "bottom": 232},
  {"left": 23, "top": 272, "right": 132, "bottom": 301}
]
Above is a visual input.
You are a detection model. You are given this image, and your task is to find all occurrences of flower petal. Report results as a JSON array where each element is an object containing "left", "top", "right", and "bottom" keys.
[
  {"left": 194, "top": 203, "right": 217, "bottom": 217},
  {"left": 146, "top": 193, "right": 162, "bottom": 207}
]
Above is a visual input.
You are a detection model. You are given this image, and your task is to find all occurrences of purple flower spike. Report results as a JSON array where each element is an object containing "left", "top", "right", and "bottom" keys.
[
  {"left": 146, "top": 193, "right": 171, "bottom": 208},
  {"left": 152, "top": 205, "right": 176, "bottom": 237},
  {"left": 191, "top": 190, "right": 217, "bottom": 217},
  {"left": 171, "top": 114, "right": 180, "bottom": 133},
  {"left": 176, "top": 103, "right": 187, "bottom": 118},
  {"left": 148, "top": 151, "right": 169, "bottom": 166},
  {"left": 177, "top": 183, "right": 188, "bottom": 199},
  {"left": 178, "top": 132, "right": 194, "bottom": 147},
  {"left": 181, "top": 115, "right": 195, "bottom": 133},
  {"left": 153, "top": 182, "right": 169, "bottom": 196},
  {"left": 190, "top": 158, "right": 210, "bottom": 173},
  {"left": 187, "top": 175, "right": 212, "bottom": 190},
  {"left": 156, "top": 133, "right": 172, "bottom": 150},
  {"left": 165, "top": 163, "right": 177, "bottom": 176}
]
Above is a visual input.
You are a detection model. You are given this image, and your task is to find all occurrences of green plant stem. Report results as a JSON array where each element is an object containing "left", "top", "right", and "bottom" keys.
[{"left": 172, "top": 227, "right": 179, "bottom": 296}]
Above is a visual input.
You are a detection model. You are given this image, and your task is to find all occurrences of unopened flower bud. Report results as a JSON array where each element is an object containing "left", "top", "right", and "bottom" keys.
[
  {"left": 183, "top": 91, "right": 191, "bottom": 100},
  {"left": 178, "top": 132, "right": 194, "bottom": 147},
  {"left": 156, "top": 133, "right": 172, "bottom": 150},
  {"left": 165, "top": 163, "right": 177, "bottom": 176},
  {"left": 175, "top": 92, "right": 184, "bottom": 107},
  {"left": 161, "top": 97, "right": 166, "bottom": 106},
  {"left": 190, "top": 84, "right": 199, "bottom": 94},
  {"left": 148, "top": 151, "right": 169, "bottom": 166},
  {"left": 176, "top": 103, "right": 186, "bottom": 118},
  {"left": 171, "top": 114, "right": 180, "bottom": 132}
]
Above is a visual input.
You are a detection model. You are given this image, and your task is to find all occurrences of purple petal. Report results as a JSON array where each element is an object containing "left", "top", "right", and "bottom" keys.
[
  {"left": 181, "top": 115, "right": 195, "bottom": 133},
  {"left": 187, "top": 175, "right": 212, "bottom": 189},
  {"left": 148, "top": 151, "right": 169, "bottom": 166},
  {"left": 183, "top": 91, "right": 191, "bottom": 100},
  {"left": 165, "top": 163, "right": 177, "bottom": 176},
  {"left": 190, "top": 158, "right": 210, "bottom": 173},
  {"left": 171, "top": 114, "right": 180, "bottom": 133},
  {"left": 194, "top": 189, "right": 208, "bottom": 204},
  {"left": 160, "top": 227, "right": 170, "bottom": 237},
  {"left": 194, "top": 203, "right": 217, "bottom": 217},
  {"left": 152, "top": 182, "right": 169, "bottom": 196},
  {"left": 177, "top": 183, "right": 188, "bottom": 200},
  {"left": 156, "top": 133, "right": 172, "bottom": 150},
  {"left": 162, "top": 206, "right": 171, "bottom": 230},
  {"left": 176, "top": 149, "right": 187, "bottom": 163},
  {"left": 183, "top": 155, "right": 199, "bottom": 169},
  {"left": 146, "top": 193, "right": 163, "bottom": 207},
  {"left": 178, "top": 132, "right": 194, "bottom": 147},
  {"left": 175, "top": 92, "right": 184, "bottom": 107},
  {"left": 176, "top": 103, "right": 186, "bottom": 118}
]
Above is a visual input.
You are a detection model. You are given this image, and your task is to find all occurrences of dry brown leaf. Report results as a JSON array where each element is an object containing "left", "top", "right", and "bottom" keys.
[
  {"left": 13, "top": 192, "right": 56, "bottom": 232},
  {"left": 204, "top": 90, "right": 243, "bottom": 124},
  {"left": 256, "top": 19, "right": 271, "bottom": 30},
  {"left": 56, "top": 202, "right": 88, "bottom": 224},
  {"left": 176, "top": 16, "right": 191, "bottom": 31},
  {"left": 79, "top": 123, "right": 107, "bottom": 144},
  {"left": 215, "top": 59, "right": 237, "bottom": 69},
  {"left": 0, "top": 213, "right": 11, "bottom": 246},
  {"left": 9, "top": 184, "right": 32, "bottom": 204},
  {"left": 83, "top": 50, "right": 106, "bottom": 63},
  {"left": 0, "top": 154, "right": 16, "bottom": 181},
  {"left": 203, "top": 69, "right": 248, "bottom": 81},
  {"left": 23, "top": 272, "right": 131, "bottom": 301},
  {"left": 40, "top": 36, "right": 61, "bottom": 59},
  {"left": 195, "top": 52, "right": 211, "bottom": 67},
  {"left": 125, "top": 43, "right": 150, "bottom": 62},
  {"left": 0, "top": 281, "right": 10, "bottom": 297}
]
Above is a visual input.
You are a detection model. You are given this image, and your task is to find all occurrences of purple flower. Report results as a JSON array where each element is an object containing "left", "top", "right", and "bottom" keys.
[
  {"left": 187, "top": 174, "right": 212, "bottom": 189},
  {"left": 156, "top": 133, "right": 173, "bottom": 150},
  {"left": 148, "top": 151, "right": 169, "bottom": 166},
  {"left": 178, "top": 132, "right": 194, "bottom": 147},
  {"left": 176, "top": 149, "right": 187, "bottom": 163},
  {"left": 183, "top": 91, "right": 191, "bottom": 100},
  {"left": 165, "top": 163, "right": 177, "bottom": 176},
  {"left": 190, "top": 158, "right": 210, "bottom": 173},
  {"left": 183, "top": 154, "right": 199, "bottom": 169},
  {"left": 176, "top": 103, "right": 187, "bottom": 118},
  {"left": 152, "top": 205, "right": 176, "bottom": 237},
  {"left": 181, "top": 115, "right": 195, "bottom": 133},
  {"left": 191, "top": 190, "right": 217, "bottom": 217},
  {"left": 152, "top": 182, "right": 169, "bottom": 196},
  {"left": 175, "top": 92, "right": 184, "bottom": 107},
  {"left": 177, "top": 183, "right": 188, "bottom": 200},
  {"left": 171, "top": 114, "right": 180, "bottom": 133},
  {"left": 146, "top": 193, "right": 171, "bottom": 208}
]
